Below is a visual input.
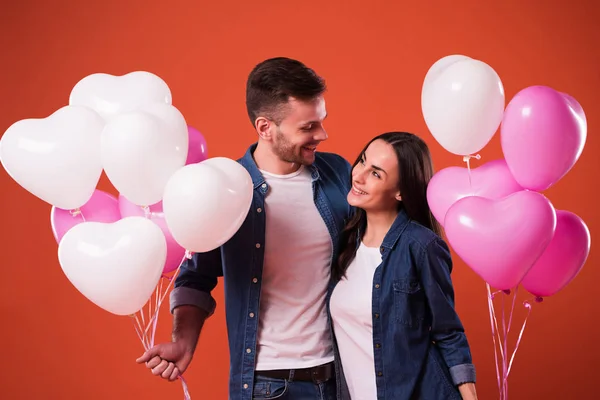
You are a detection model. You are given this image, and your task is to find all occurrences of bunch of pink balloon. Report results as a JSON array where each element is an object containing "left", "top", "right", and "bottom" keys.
[
  {"left": 423, "top": 55, "right": 590, "bottom": 399},
  {"left": 423, "top": 55, "right": 590, "bottom": 298}
]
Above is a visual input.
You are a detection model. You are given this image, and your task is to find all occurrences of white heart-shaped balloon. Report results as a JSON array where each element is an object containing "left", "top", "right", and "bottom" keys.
[
  {"left": 57, "top": 217, "right": 167, "bottom": 316},
  {"left": 69, "top": 71, "right": 172, "bottom": 121},
  {"left": 101, "top": 102, "right": 188, "bottom": 206},
  {"left": 163, "top": 160, "right": 253, "bottom": 252},
  {"left": 0, "top": 105, "right": 104, "bottom": 209}
]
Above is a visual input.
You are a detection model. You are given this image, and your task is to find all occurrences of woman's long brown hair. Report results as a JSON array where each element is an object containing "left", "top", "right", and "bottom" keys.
[{"left": 333, "top": 132, "right": 442, "bottom": 281}]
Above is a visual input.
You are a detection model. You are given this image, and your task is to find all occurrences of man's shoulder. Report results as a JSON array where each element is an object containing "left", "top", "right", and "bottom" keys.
[
  {"left": 314, "top": 152, "right": 352, "bottom": 189},
  {"left": 315, "top": 151, "right": 351, "bottom": 170}
]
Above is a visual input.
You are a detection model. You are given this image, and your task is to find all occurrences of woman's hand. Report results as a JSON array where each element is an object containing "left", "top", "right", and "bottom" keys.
[{"left": 458, "top": 382, "right": 478, "bottom": 400}]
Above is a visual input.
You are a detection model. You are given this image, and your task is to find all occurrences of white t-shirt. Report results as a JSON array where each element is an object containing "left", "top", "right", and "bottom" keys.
[
  {"left": 330, "top": 242, "right": 382, "bottom": 400},
  {"left": 255, "top": 166, "right": 335, "bottom": 370}
]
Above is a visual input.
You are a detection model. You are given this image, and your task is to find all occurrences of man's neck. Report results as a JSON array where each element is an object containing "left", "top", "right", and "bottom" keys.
[
  {"left": 253, "top": 142, "right": 301, "bottom": 175},
  {"left": 362, "top": 210, "right": 398, "bottom": 248}
]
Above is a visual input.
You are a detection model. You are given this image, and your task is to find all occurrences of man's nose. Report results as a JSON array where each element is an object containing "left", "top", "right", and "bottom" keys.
[{"left": 313, "top": 127, "right": 328, "bottom": 142}]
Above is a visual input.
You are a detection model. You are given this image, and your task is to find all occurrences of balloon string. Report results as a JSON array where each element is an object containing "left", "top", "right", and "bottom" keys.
[
  {"left": 150, "top": 276, "right": 165, "bottom": 348},
  {"left": 142, "top": 251, "right": 193, "bottom": 339},
  {"left": 487, "top": 285, "right": 538, "bottom": 399},
  {"left": 131, "top": 315, "right": 146, "bottom": 349},
  {"left": 502, "top": 292, "right": 508, "bottom": 399},
  {"left": 486, "top": 283, "right": 503, "bottom": 397},
  {"left": 488, "top": 287, "right": 506, "bottom": 361},
  {"left": 179, "top": 375, "right": 192, "bottom": 400},
  {"left": 502, "top": 287, "right": 519, "bottom": 397},
  {"left": 133, "top": 250, "right": 194, "bottom": 399},
  {"left": 463, "top": 154, "right": 481, "bottom": 195},
  {"left": 506, "top": 297, "right": 541, "bottom": 377}
]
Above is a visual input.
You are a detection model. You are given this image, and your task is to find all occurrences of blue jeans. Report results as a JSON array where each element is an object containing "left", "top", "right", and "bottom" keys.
[{"left": 252, "top": 375, "right": 336, "bottom": 400}]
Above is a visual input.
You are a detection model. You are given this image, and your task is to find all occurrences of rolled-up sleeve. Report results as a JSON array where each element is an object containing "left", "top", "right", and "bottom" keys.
[
  {"left": 169, "top": 248, "right": 223, "bottom": 317},
  {"left": 419, "top": 238, "right": 476, "bottom": 385}
]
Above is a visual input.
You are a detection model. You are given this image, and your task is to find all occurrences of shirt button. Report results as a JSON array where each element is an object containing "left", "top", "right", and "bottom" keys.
[
  {"left": 255, "top": 243, "right": 261, "bottom": 248},
  {"left": 380, "top": 247, "right": 384, "bottom": 253},
  {"left": 249, "top": 312, "right": 255, "bottom": 318},
  {"left": 257, "top": 208, "right": 262, "bottom": 213},
  {"left": 375, "top": 284, "right": 380, "bottom": 289},
  {"left": 243, "top": 384, "right": 249, "bottom": 389},
  {"left": 252, "top": 278, "right": 258, "bottom": 283},
  {"left": 377, "top": 371, "right": 383, "bottom": 377},
  {"left": 375, "top": 343, "right": 381, "bottom": 348},
  {"left": 246, "top": 348, "right": 252, "bottom": 353},
  {"left": 261, "top": 183, "right": 267, "bottom": 189},
  {"left": 375, "top": 313, "right": 380, "bottom": 319}
]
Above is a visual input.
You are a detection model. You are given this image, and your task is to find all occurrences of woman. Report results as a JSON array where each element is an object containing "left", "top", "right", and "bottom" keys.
[{"left": 328, "top": 132, "right": 477, "bottom": 400}]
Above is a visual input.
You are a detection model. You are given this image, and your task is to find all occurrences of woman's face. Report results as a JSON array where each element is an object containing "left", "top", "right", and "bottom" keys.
[{"left": 347, "top": 139, "right": 401, "bottom": 212}]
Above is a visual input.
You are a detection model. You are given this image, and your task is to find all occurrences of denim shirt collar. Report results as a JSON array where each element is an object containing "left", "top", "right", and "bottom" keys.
[
  {"left": 356, "top": 208, "right": 411, "bottom": 251},
  {"left": 239, "top": 143, "right": 321, "bottom": 192},
  {"left": 381, "top": 208, "right": 411, "bottom": 250}
]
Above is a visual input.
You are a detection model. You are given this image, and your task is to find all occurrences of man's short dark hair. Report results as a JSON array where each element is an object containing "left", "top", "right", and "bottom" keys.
[{"left": 245, "top": 57, "right": 326, "bottom": 125}]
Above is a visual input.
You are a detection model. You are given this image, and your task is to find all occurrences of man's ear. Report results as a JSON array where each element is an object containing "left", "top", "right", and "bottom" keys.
[
  {"left": 255, "top": 117, "right": 272, "bottom": 140},
  {"left": 395, "top": 192, "right": 402, "bottom": 201}
]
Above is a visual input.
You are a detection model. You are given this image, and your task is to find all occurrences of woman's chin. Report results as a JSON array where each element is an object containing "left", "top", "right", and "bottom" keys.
[{"left": 347, "top": 192, "right": 365, "bottom": 208}]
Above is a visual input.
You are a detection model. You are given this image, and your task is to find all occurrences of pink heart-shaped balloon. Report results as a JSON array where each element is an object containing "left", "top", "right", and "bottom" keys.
[
  {"left": 186, "top": 126, "right": 208, "bottom": 165},
  {"left": 521, "top": 210, "right": 590, "bottom": 297},
  {"left": 444, "top": 191, "right": 557, "bottom": 290},
  {"left": 427, "top": 159, "right": 523, "bottom": 225},
  {"left": 500, "top": 86, "right": 587, "bottom": 191},
  {"left": 51, "top": 189, "right": 121, "bottom": 244}
]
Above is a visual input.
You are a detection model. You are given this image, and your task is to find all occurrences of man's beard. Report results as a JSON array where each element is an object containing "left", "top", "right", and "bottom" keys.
[{"left": 273, "top": 129, "right": 312, "bottom": 165}]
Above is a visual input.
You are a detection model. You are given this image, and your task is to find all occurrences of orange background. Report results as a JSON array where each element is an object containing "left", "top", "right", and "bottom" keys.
[{"left": 0, "top": 1, "right": 598, "bottom": 399}]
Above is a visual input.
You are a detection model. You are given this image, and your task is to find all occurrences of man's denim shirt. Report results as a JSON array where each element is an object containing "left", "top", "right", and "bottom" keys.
[
  {"left": 170, "top": 143, "right": 352, "bottom": 400},
  {"left": 327, "top": 210, "right": 476, "bottom": 400}
]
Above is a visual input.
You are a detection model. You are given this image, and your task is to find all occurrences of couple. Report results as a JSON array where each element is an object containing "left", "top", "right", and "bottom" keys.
[{"left": 137, "top": 57, "right": 478, "bottom": 400}]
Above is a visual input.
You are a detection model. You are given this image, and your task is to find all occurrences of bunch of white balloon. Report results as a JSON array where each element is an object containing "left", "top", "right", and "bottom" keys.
[{"left": 0, "top": 71, "right": 253, "bottom": 317}]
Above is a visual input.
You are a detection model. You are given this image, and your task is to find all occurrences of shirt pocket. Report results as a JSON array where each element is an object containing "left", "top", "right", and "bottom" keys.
[{"left": 393, "top": 278, "right": 426, "bottom": 328}]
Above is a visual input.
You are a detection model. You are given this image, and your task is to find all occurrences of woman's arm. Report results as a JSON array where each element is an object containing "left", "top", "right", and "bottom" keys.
[{"left": 418, "top": 238, "right": 477, "bottom": 389}]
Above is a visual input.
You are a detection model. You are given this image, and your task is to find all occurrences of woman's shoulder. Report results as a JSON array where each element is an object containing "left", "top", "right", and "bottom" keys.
[{"left": 402, "top": 220, "right": 449, "bottom": 254}]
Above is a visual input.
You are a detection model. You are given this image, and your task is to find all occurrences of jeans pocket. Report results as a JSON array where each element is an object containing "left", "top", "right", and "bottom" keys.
[
  {"left": 393, "top": 279, "right": 425, "bottom": 328},
  {"left": 252, "top": 376, "right": 289, "bottom": 400}
]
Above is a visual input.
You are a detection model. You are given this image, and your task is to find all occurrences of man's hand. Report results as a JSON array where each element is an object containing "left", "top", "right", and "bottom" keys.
[
  {"left": 136, "top": 341, "right": 194, "bottom": 381},
  {"left": 137, "top": 305, "right": 207, "bottom": 381}
]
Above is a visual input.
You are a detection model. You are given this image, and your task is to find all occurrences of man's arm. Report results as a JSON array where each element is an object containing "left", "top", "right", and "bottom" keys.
[
  {"left": 171, "top": 247, "right": 223, "bottom": 344},
  {"left": 137, "top": 248, "right": 223, "bottom": 380}
]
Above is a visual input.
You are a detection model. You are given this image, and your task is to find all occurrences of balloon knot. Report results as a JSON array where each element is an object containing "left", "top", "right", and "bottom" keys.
[{"left": 462, "top": 154, "right": 481, "bottom": 162}]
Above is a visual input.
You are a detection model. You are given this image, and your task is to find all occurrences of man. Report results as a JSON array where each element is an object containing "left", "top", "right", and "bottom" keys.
[{"left": 137, "top": 57, "right": 352, "bottom": 400}]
